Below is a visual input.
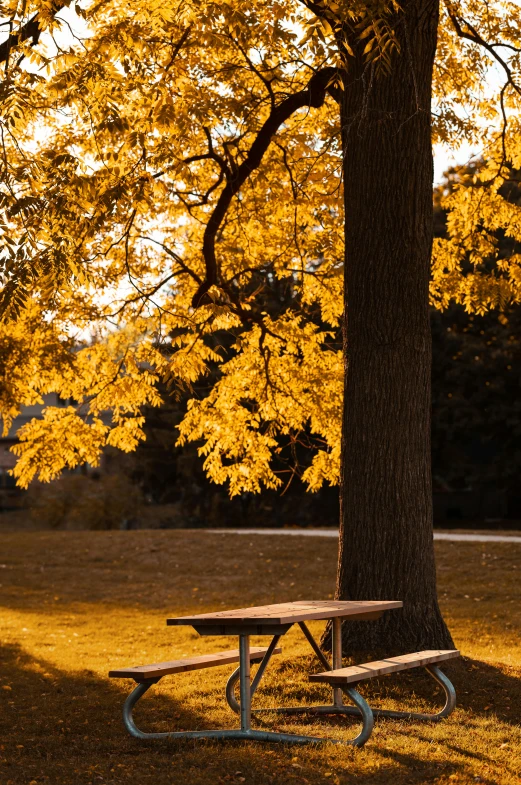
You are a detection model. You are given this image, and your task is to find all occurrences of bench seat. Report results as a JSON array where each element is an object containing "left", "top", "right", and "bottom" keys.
[
  {"left": 109, "top": 646, "right": 281, "bottom": 682},
  {"left": 309, "top": 649, "right": 460, "bottom": 685}
]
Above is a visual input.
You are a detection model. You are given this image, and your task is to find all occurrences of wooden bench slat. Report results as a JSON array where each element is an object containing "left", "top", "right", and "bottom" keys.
[
  {"left": 309, "top": 649, "right": 460, "bottom": 685},
  {"left": 109, "top": 646, "right": 282, "bottom": 681}
]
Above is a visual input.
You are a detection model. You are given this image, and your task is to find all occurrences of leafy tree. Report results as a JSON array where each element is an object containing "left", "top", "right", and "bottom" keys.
[
  {"left": 0, "top": 0, "right": 520, "bottom": 651},
  {"left": 432, "top": 167, "right": 521, "bottom": 499}
]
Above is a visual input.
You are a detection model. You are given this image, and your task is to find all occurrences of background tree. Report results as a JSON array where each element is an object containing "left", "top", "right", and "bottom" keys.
[
  {"left": 432, "top": 166, "right": 521, "bottom": 503},
  {"left": 0, "top": 0, "right": 520, "bottom": 652}
]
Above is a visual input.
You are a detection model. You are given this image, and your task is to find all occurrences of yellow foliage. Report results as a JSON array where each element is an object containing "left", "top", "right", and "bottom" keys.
[
  {"left": 0, "top": 0, "right": 520, "bottom": 492},
  {"left": 178, "top": 316, "right": 342, "bottom": 494},
  {"left": 12, "top": 408, "right": 108, "bottom": 488}
]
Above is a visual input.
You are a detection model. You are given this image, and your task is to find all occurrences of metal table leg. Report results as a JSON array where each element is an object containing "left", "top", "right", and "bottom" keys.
[
  {"left": 121, "top": 634, "right": 369, "bottom": 745},
  {"left": 224, "top": 619, "right": 374, "bottom": 746},
  {"left": 121, "top": 630, "right": 367, "bottom": 745},
  {"left": 238, "top": 634, "right": 251, "bottom": 732},
  {"left": 226, "top": 634, "right": 282, "bottom": 713},
  {"left": 332, "top": 617, "right": 343, "bottom": 708}
]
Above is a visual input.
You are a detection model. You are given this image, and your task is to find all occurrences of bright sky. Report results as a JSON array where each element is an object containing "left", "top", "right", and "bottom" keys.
[{"left": 433, "top": 142, "right": 478, "bottom": 185}]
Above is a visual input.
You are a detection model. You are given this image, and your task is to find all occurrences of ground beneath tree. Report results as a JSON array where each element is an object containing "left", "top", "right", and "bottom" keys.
[{"left": 1, "top": 531, "right": 520, "bottom": 785}]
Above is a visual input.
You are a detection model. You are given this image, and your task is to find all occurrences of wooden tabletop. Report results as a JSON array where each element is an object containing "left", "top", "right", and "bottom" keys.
[{"left": 167, "top": 600, "right": 402, "bottom": 628}]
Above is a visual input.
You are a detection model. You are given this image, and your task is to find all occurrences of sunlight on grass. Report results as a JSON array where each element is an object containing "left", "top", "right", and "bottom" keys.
[{"left": 1, "top": 531, "right": 520, "bottom": 784}]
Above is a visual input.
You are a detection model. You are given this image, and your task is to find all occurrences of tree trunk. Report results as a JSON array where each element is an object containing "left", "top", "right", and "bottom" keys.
[{"left": 334, "top": 0, "right": 454, "bottom": 653}]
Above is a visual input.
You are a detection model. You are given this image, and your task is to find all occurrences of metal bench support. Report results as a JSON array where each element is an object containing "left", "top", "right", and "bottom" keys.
[
  {"left": 225, "top": 624, "right": 456, "bottom": 733},
  {"left": 121, "top": 634, "right": 373, "bottom": 746},
  {"left": 225, "top": 624, "right": 374, "bottom": 746},
  {"left": 335, "top": 663, "right": 456, "bottom": 721}
]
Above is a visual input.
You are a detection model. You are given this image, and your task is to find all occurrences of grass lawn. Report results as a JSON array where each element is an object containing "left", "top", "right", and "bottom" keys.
[{"left": 1, "top": 530, "right": 520, "bottom": 785}]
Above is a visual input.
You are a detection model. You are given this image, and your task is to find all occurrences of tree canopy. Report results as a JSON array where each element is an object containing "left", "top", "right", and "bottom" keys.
[{"left": 0, "top": 0, "right": 520, "bottom": 491}]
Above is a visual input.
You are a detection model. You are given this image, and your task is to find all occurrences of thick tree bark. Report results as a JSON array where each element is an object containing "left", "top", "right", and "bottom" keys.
[{"left": 334, "top": 0, "right": 454, "bottom": 653}]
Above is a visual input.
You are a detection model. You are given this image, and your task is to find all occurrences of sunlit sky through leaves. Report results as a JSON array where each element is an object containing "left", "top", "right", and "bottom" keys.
[
  {"left": 1, "top": 0, "right": 520, "bottom": 493},
  {"left": 0, "top": 6, "right": 477, "bottom": 184}
]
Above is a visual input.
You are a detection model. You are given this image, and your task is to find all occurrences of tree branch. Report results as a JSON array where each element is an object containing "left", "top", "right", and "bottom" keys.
[
  {"left": 446, "top": 5, "right": 521, "bottom": 173},
  {"left": 191, "top": 66, "right": 339, "bottom": 307},
  {"left": 296, "top": 0, "right": 336, "bottom": 24},
  {"left": 138, "top": 236, "right": 202, "bottom": 285},
  {"left": 446, "top": 5, "right": 521, "bottom": 97},
  {"left": 0, "top": 3, "right": 68, "bottom": 65}
]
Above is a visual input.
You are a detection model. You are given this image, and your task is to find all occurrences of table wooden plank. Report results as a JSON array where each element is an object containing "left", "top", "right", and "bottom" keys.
[{"left": 167, "top": 600, "right": 402, "bottom": 627}]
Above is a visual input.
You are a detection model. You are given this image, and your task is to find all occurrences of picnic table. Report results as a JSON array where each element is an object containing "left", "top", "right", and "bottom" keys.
[{"left": 110, "top": 599, "right": 459, "bottom": 747}]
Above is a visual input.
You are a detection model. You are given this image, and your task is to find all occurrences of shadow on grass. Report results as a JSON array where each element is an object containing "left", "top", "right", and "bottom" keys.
[
  {"left": 450, "top": 657, "right": 521, "bottom": 722},
  {"left": 359, "top": 656, "right": 521, "bottom": 725},
  {"left": 0, "top": 642, "right": 517, "bottom": 785}
]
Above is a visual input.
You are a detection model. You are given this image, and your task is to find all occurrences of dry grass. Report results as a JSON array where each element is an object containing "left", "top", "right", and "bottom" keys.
[{"left": 1, "top": 529, "right": 520, "bottom": 785}]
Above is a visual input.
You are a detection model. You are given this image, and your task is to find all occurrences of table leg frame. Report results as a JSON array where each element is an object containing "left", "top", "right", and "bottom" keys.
[
  {"left": 226, "top": 621, "right": 346, "bottom": 715},
  {"left": 120, "top": 632, "right": 372, "bottom": 746},
  {"left": 332, "top": 617, "right": 343, "bottom": 708},
  {"left": 225, "top": 623, "right": 456, "bottom": 730},
  {"left": 225, "top": 625, "right": 374, "bottom": 746},
  {"left": 118, "top": 618, "right": 454, "bottom": 746}
]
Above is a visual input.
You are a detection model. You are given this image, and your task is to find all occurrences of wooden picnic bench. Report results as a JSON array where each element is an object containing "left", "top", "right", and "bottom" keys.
[
  {"left": 109, "top": 600, "right": 459, "bottom": 746},
  {"left": 309, "top": 649, "right": 459, "bottom": 722},
  {"left": 109, "top": 646, "right": 282, "bottom": 682}
]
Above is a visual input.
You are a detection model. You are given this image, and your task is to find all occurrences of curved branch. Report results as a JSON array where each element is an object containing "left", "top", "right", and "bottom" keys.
[
  {"left": 446, "top": 4, "right": 521, "bottom": 175},
  {"left": 446, "top": 5, "right": 521, "bottom": 97},
  {"left": 0, "top": 3, "right": 68, "bottom": 65},
  {"left": 191, "top": 66, "right": 339, "bottom": 307}
]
